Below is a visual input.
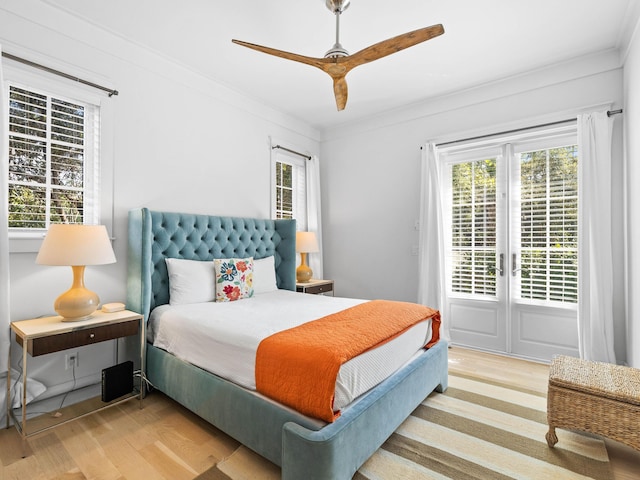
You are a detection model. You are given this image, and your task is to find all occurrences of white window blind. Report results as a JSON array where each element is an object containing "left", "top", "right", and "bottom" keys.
[
  {"left": 449, "top": 158, "right": 498, "bottom": 296},
  {"left": 440, "top": 125, "right": 578, "bottom": 308},
  {"left": 517, "top": 145, "right": 578, "bottom": 303},
  {"left": 272, "top": 148, "right": 307, "bottom": 231},
  {"left": 7, "top": 83, "right": 100, "bottom": 233}
]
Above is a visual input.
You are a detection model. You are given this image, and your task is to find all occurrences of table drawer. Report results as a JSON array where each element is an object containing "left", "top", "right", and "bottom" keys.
[
  {"left": 303, "top": 283, "right": 333, "bottom": 295},
  {"left": 18, "top": 320, "right": 140, "bottom": 356}
]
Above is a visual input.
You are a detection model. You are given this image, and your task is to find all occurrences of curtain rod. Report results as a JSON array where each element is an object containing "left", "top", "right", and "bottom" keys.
[
  {"left": 272, "top": 144, "right": 311, "bottom": 160},
  {"left": 434, "top": 109, "right": 623, "bottom": 148},
  {"left": 2, "top": 52, "right": 119, "bottom": 97}
]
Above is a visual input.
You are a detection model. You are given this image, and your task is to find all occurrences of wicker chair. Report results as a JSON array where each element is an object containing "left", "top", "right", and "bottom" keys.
[{"left": 546, "top": 355, "right": 640, "bottom": 451}]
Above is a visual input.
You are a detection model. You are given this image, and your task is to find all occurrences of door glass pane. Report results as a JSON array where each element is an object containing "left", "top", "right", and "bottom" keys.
[
  {"left": 519, "top": 146, "right": 578, "bottom": 303},
  {"left": 450, "top": 159, "right": 497, "bottom": 296}
]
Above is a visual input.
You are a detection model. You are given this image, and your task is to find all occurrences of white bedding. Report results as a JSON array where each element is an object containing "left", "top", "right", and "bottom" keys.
[{"left": 149, "top": 289, "right": 433, "bottom": 409}]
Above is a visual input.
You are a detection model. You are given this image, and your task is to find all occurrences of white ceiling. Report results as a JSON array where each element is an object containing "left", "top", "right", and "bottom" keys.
[{"left": 45, "top": 0, "right": 638, "bottom": 131}]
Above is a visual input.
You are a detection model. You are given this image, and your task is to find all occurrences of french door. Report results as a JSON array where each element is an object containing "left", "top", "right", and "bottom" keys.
[{"left": 440, "top": 128, "right": 580, "bottom": 361}]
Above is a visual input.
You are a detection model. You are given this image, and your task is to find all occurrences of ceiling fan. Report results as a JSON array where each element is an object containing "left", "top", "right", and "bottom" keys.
[{"left": 232, "top": 0, "right": 444, "bottom": 111}]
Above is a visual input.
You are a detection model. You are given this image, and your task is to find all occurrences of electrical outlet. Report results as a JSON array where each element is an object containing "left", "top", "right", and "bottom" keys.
[{"left": 65, "top": 352, "right": 79, "bottom": 370}]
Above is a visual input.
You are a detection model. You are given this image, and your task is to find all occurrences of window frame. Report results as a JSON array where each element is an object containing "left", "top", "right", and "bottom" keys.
[
  {"left": 270, "top": 144, "right": 308, "bottom": 231},
  {"left": 447, "top": 156, "right": 499, "bottom": 298},
  {"left": 4, "top": 61, "right": 113, "bottom": 253},
  {"left": 513, "top": 139, "right": 579, "bottom": 305},
  {"left": 439, "top": 125, "right": 579, "bottom": 309}
]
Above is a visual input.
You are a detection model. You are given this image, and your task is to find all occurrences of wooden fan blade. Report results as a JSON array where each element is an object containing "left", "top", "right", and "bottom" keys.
[
  {"left": 342, "top": 24, "right": 444, "bottom": 70},
  {"left": 333, "top": 76, "right": 348, "bottom": 111},
  {"left": 233, "top": 39, "right": 350, "bottom": 110},
  {"left": 232, "top": 39, "right": 327, "bottom": 70},
  {"left": 233, "top": 24, "right": 444, "bottom": 111}
]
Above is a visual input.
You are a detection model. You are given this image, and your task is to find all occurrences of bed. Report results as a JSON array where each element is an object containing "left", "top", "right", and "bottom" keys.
[{"left": 126, "top": 208, "right": 448, "bottom": 480}]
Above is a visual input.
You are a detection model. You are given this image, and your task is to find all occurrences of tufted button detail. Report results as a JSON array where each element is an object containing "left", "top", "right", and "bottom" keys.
[{"left": 147, "top": 214, "right": 292, "bottom": 308}]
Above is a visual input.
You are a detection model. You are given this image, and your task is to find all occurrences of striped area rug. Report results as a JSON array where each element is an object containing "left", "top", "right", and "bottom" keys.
[{"left": 197, "top": 372, "right": 612, "bottom": 480}]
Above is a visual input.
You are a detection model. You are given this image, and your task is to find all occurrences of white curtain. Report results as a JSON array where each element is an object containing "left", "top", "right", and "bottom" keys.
[
  {"left": 306, "top": 155, "right": 323, "bottom": 279},
  {"left": 417, "top": 143, "right": 449, "bottom": 341},
  {"left": 0, "top": 45, "right": 11, "bottom": 421},
  {"left": 577, "top": 111, "right": 616, "bottom": 363}
]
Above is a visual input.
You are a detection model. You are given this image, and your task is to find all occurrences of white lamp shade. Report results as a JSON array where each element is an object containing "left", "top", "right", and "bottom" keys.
[
  {"left": 296, "top": 231, "right": 319, "bottom": 253},
  {"left": 36, "top": 224, "right": 116, "bottom": 266}
]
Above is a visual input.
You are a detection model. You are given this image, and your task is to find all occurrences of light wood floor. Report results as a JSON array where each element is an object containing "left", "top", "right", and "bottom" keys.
[{"left": 1, "top": 346, "right": 638, "bottom": 479}]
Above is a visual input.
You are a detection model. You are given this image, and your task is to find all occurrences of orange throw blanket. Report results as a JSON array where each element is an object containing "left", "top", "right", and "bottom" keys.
[{"left": 255, "top": 300, "right": 441, "bottom": 422}]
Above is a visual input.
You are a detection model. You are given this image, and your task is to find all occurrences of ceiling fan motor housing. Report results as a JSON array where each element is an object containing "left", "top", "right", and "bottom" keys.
[
  {"left": 325, "top": 44, "right": 349, "bottom": 58},
  {"left": 325, "top": 0, "right": 350, "bottom": 13}
]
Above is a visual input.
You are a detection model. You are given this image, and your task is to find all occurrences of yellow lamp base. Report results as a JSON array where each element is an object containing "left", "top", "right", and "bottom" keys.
[
  {"left": 54, "top": 266, "right": 100, "bottom": 321},
  {"left": 296, "top": 252, "right": 313, "bottom": 283},
  {"left": 55, "top": 287, "right": 100, "bottom": 321}
]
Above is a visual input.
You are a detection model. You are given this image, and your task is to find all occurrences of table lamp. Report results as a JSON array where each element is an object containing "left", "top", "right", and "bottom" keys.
[
  {"left": 296, "top": 231, "right": 319, "bottom": 283},
  {"left": 36, "top": 224, "right": 116, "bottom": 321}
]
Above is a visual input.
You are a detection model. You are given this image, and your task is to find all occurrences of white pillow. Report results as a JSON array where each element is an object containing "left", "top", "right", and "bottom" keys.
[
  {"left": 253, "top": 256, "right": 278, "bottom": 294},
  {"left": 165, "top": 258, "right": 216, "bottom": 305}
]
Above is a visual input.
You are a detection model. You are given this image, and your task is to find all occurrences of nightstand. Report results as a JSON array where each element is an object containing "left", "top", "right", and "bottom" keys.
[
  {"left": 7, "top": 309, "right": 144, "bottom": 456},
  {"left": 296, "top": 279, "right": 334, "bottom": 296}
]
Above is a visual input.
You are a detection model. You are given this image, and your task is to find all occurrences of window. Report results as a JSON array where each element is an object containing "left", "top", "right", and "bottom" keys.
[
  {"left": 518, "top": 145, "right": 578, "bottom": 303},
  {"left": 442, "top": 127, "right": 579, "bottom": 307},
  {"left": 450, "top": 158, "right": 497, "bottom": 296},
  {"left": 271, "top": 147, "right": 307, "bottom": 231},
  {"left": 6, "top": 83, "right": 100, "bottom": 234}
]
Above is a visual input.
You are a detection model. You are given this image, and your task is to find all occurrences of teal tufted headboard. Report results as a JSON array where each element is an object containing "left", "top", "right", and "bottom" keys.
[{"left": 126, "top": 208, "right": 296, "bottom": 319}]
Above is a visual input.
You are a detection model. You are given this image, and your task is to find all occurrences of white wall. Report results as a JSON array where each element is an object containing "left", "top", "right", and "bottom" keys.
[
  {"left": 623, "top": 22, "right": 640, "bottom": 368},
  {"left": 2, "top": 3, "right": 320, "bottom": 392},
  {"left": 321, "top": 51, "right": 629, "bottom": 363},
  {"left": 2, "top": 2, "right": 636, "bottom": 390}
]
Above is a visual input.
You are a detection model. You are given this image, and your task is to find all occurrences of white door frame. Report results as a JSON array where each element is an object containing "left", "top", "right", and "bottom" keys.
[{"left": 440, "top": 129, "right": 580, "bottom": 362}]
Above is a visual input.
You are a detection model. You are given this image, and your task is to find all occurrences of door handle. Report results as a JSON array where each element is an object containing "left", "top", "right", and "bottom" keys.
[
  {"left": 512, "top": 253, "right": 522, "bottom": 276},
  {"left": 488, "top": 253, "right": 504, "bottom": 277}
]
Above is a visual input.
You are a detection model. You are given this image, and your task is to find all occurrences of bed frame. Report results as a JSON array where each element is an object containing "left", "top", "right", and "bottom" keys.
[{"left": 126, "top": 208, "right": 448, "bottom": 480}]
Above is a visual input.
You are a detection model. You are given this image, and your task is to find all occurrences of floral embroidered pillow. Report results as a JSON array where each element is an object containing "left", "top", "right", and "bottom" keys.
[{"left": 214, "top": 257, "right": 254, "bottom": 302}]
